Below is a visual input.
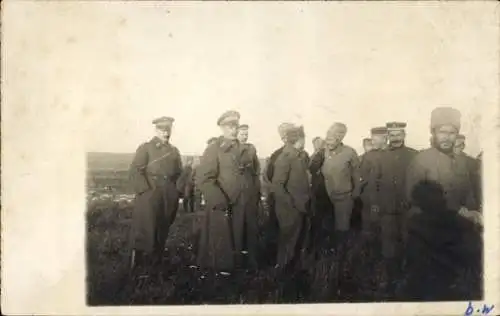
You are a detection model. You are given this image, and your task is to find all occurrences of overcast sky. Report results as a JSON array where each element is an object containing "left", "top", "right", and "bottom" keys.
[{"left": 9, "top": 2, "right": 497, "bottom": 158}]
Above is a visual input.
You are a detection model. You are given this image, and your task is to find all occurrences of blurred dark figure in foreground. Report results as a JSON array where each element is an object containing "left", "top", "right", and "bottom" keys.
[
  {"left": 399, "top": 180, "right": 483, "bottom": 301},
  {"left": 128, "top": 116, "right": 183, "bottom": 270}
]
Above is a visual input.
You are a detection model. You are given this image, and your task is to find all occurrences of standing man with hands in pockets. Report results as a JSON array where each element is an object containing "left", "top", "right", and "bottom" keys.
[
  {"left": 128, "top": 116, "right": 183, "bottom": 270},
  {"left": 196, "top": 110, "right": 259, "bottom": 274}
]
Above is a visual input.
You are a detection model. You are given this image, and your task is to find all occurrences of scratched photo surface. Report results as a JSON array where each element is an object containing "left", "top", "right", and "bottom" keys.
[{"left": 2, "top": 1, "right": 499, "bottom": 315}]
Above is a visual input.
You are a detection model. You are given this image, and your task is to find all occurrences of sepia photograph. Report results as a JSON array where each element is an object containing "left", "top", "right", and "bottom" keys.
[{"left": 1, "top": 1, "right": 499, "bottom": 315}]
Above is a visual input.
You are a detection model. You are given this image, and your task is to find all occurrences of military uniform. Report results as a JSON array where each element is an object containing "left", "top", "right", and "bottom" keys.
[
  {"left": 372, "top": 122, "right": 418, "bottom": 293},
  {"left": 272, "top": 135, "right": 311, "bottom": 269},
  {"left": 358, "top": 128, "right": 388, "bottom": 235},
  {"left": 129, "top": 117, "right": 182, "bottom": 265},
  {"left": 406, "top": 148, "right": 477, "bottom": 213},
  {"left": 401, "top": 107, "right": 482, "bottom": 300},
  {"left": 196, "top": 111, "right": 259, "bottom": 271}
]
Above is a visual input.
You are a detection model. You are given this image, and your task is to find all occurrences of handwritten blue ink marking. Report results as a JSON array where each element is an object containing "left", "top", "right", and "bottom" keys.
[{"left": 465, "top": 302, "right": 495, "bottom": 316}]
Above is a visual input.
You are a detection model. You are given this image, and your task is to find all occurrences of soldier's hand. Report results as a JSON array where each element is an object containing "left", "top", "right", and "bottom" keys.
[
  {"left": 371, "top": 205, "right": 379, "bottom": 213},
  {"left": 213, "top": 202, "right": 229, "bottom": 212},
  {"left": 458, "top": 207, "right": 469, "bottom": 217}
]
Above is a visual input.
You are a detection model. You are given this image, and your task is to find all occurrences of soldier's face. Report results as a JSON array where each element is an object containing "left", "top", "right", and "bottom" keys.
[
  {"left": 433, "top": 125, "right": 458, "bottom": 152},
  {"left": 295, "top": 137, "right": 305, "bottom": 150},
  {"left": 388, "top": 130, "right": 405, "bottom": 147},
  {"left": 371, "top": 135, "right": 387, "bottom": 149},
  {"left": 221, "top": 122, "right": 239, "bottom": 140},
  {"left": 237, "top": 129, "right": 249, "bottom": 143},
  {"left": 454, "top": 139, "right": 465, "bottom": 154},
  {"left": 325, "top": 128, "right": 346, "bottom": 148},
  {"left": 156, "top": 128, "right": 170, "bottom": 142}
]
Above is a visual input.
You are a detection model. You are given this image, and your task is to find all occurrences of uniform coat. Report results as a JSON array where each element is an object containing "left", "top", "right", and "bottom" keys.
[
  {"left": 313, "top": 144, "right": 361, "bottom": 231},
  {"left": 129, "top": 137, "right": 182, "bottom": 254},
  {"left": 358, "top": 148, "right": 386, "bottom": 232},
  {"left": 377, "top": 146, "right": 418, "bottom": 259},
  {"left": 406, "top": 147, "right": 478, "bottom": 213},
  {"left": 195, "top": 137, "right": 260, "bottom": 270},
  {"left": 272, "top": 145, "right": 312, "bottom": 268},
  {"left": 460, "top": 153, "right": 481, "bottom": 208}
]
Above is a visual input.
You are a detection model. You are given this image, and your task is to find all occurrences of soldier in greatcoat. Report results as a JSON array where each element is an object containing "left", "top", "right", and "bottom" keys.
[
  {"left": 196, "top": 111, "right": 259, "bottom": 273},
  {"left": 262, "top": 123, "right": 296, "bottom": 265},
  {"left": 372, "top": 122, "right": 418, "bottom": 294},
  {"left": 359, "top": 138, "right": 373, "bottom": 165},
  {"left": 271, "top": 124, "right": 312, "bottom": 273},
  {"left": 358, "top": 127, "right": 388, "bottom": 236},
  {"left": 237, "top": 124, "right": 261, "bottom": 211},
  {"left": 454, "top": 134, "right": 481, "bottom": 208},
  {"left": 236, "top": 123, "right": 261, "bottom": 266},
  {"left": 128, "top": 116, "right": 183, "bottom": 269},
  {"left": 401, "top": 107, "right": 482, "bottom": 300}
]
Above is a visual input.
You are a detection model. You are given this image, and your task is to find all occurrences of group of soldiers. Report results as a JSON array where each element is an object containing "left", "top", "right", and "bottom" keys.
[{"left": 128, "top": 106, "right": 483, "bottom": 300}]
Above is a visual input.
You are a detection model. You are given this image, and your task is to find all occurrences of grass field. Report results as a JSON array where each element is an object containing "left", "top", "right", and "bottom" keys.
[
  {"left": 85, "top": 162, "right": 379, "bottom": 305},
  {"left": 86, "top": 153, "right": 483, "bottom": 305}
]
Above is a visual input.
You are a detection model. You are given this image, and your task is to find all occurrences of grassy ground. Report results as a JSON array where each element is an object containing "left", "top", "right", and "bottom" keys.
[
  {"left": 86, "top": 197, "right": 483, "bottom": 305},
  {"left": 86, "top": 199, "right": 388, "bottom": 305}
]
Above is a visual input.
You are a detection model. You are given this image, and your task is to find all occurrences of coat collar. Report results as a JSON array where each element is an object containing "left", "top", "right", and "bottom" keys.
[
  {"left": 219, "top": 136, "right": 239, "bottom": 152},
  {"left": 282, "top": 144, "right": 300, "bottom": 156},
  {"left": 151, "top": 136, "right": 171, "bottom": 148}
]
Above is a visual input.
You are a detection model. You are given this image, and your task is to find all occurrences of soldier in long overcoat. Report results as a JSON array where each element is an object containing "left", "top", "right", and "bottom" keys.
[
  {"left": 358, "top": 128, "right": 387, "bottom": 236},
  {"left": 262, "top": 123, "right": 295, "bottom": 265},
  {"left": 196, "top": 111, "right": 260, "bottom": 273},
  {"left": 374, "top": 122, "right": 418, "bottom": 294},
  {"left": 401, "top": 107, "right": 482, "bottom": 300},
  {"left": 128, "top": 116, "right": 183, "bottom": 268},
  {"left": 271, "top": 125, "right": 312, "bottom": 272}
]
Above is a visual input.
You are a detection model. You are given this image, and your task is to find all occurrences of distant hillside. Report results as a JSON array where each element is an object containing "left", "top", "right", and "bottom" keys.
[
  {"left": 87, "top": 152, "right": 135, "bottom": 171},
  {"left": 87, "top": 152, "right": 267, "bottom": 172}
]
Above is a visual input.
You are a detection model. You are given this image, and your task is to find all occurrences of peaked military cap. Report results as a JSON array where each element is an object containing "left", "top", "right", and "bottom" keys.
[
  {"left": 238, "top": 124, "right": 249, "bottom": 130},
  {"left": 371, "top": 127, "right": 388, "bottom": 135},
  {"left": 217, "top": 110, "right": 240, "bottom": 126},
  {"left": 152, "top": 116, "right": 174, "bottom": 129},
  {"left": 386, "top": 121, "right": 407, "bottom": 130},
  {"left": 431, "top": 107, "right": 461, "bottom": 131}
]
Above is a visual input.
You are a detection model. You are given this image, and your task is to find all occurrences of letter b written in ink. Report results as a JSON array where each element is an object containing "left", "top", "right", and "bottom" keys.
[{"left": 465, "top": 302, "right": 474, "bottom": 316}]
